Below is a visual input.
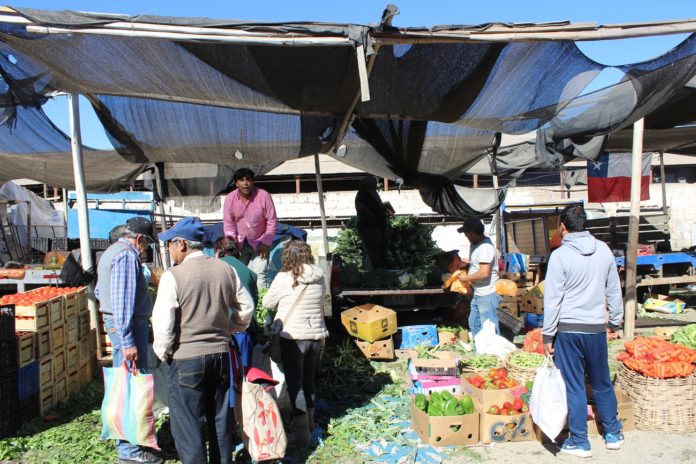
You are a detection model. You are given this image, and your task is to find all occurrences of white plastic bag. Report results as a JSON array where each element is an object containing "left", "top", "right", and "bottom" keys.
[
  {"left": 473, "top": 319, "right": 516, "bottom": 358},
  {"left": 529, "top": 355, "right": 567, "bottom": 440}
]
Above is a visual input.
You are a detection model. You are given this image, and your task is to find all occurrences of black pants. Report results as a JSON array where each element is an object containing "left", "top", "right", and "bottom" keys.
[
  {"left": 279, "top": 338, "right": 322, "bottom": 416},
  {"left": 359, "top": 227, "right": 386, "bottom": 270}
]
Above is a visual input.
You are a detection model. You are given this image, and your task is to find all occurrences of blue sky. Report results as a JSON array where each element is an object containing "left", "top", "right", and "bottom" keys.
[{"left": 19, "top": 0, "right": 696, "bottom": 148}]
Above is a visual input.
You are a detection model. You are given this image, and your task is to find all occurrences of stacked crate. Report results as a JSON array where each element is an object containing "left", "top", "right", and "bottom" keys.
[
  {"left": 76, "top": 289, "right": 97, "bottom": 388},
  {"left": 0, "top": 304, "right": 19, "bottom": 438}
]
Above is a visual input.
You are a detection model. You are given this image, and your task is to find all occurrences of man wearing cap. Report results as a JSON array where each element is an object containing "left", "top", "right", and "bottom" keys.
[
  {"left": 223, "top": 168, "right": 277, "bottom": 288},
  {"left": 152, "top": 217, "right": 254, "bottom": 464},
  {"left": 457, "top": 217, "right": 501, "bottom": 337},
  {"left": 95, "top": 216, "right": 162, "bottom": 464}
]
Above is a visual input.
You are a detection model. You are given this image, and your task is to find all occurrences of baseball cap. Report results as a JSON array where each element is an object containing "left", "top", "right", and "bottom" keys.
[
  {"left": 125, "top": 217, "right": 155, "bottom": 240},
  {"left": 457, "top": 217, "right": 484, "bottom": 234},
  {"left": 158, "top": 216, "right": 205, "bottom": 242}
]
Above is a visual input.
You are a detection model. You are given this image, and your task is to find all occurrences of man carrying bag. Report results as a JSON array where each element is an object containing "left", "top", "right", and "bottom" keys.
[{"left": 543, "top": 205, "right": 624, "bottom": 458}]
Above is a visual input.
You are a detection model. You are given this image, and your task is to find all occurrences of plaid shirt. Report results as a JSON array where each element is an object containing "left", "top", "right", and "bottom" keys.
[{"left": 110, "top": 238, "right": 143, "bottom": 348}]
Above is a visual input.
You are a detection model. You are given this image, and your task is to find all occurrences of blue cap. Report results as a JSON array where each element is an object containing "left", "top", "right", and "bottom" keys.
[{"left": 158, "top": 216, "right": 205, "bottom": 242}]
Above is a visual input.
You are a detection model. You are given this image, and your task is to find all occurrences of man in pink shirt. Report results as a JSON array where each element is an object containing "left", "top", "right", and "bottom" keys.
[{"left": 223, "top": 168, "right": 278, "bottom": 288}]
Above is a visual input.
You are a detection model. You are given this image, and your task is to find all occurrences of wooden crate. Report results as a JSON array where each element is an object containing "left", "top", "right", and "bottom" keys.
[
  {"left": 14, "top": 301, "right": 50, "bottom": 331},
  {"left": 66, "top": 343, "right": 79, "bottom": 371},
  {"left": 53, "top": 349, "right": 66, "bottom": 379},
  {"left": 78, "top": 311, "right": 90, "bottom": 340},
  {"left": 47, "top": 296, "right": 63, "bottom": 325},
  {"left": 39, "top": 355, "right": 53, "bottom": 387},
  {"left": 78, "top": 336, "right": 91, "bottom": 363},
  {"left": 63, "top": 292, "right": 79, "bottom": 320},
  {"left": 52, "top": 323, "right": 65, "bottom": 352},
  {"left": 65, "top": 317, "right": 78, "bottom": 346},
  {"left": 76, "top": 287, "right": 88, "bottom": 313},
  {"left": 40, "top": 383, "right": 54, "bottom": 415},
  {"left": 37, "top": 327, "right": 51, "bottom": 359},
  {"left": 78, "top": 359, "right": 94, "bottom": 386},
  {"left": 54, "top": 376, "right": 68, "bottom": 404},
  {"left": 67, "top": 368, "right": 80, "bottom": 395},
  {"left": 520, "top": 295, "right": 544, "bottom": 315},
  {"left": 17, "top": 331, "right": 37, "bottom": 367}
]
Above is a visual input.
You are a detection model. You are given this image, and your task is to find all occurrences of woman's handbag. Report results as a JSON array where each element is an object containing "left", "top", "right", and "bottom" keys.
[{"left": 268, "top": 284, "right": 308, "bottom": 363}]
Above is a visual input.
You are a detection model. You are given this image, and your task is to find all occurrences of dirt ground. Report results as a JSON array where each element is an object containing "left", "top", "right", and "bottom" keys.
[{"left": 444, "top": 431, "right": 696, "bottom": 463}]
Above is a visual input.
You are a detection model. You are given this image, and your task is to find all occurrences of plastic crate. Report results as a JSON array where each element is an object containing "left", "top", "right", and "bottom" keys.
[
  {"left": 0, "top": 370, "right": 18, "bottom": 418},
  {"left": 90, "top": 238, "right": 110, "bottom": 251},
  {"left": 18, "top": 361, "right": 39, "bottom": 401},
  {"left": 399, "top": 325, "right": 439, "bottom": 349},
  {"left": 51, "top": 237, "right": 68, "bottom": 251},
  {"left": 0, "top": 305, "right": 14, "bottom": 341},
  {"left": 0, "top": 339, "right": 18, "bottom": 372},
  {"left": 31, "top": 237, "right": 51, "bottom": 253}
]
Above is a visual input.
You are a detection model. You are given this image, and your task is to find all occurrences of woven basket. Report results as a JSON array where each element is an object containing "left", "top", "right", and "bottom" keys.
[
  {"left": 504, "top": 351, "right": 545, "bottom": 385},
  {"left": 615, "top": 363, "right": 696, "bottom": 432}
]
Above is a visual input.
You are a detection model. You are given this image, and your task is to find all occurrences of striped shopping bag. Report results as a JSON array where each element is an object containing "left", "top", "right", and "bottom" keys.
[{"left": 101, "top": 361, "right": 159, "bottom": 449}]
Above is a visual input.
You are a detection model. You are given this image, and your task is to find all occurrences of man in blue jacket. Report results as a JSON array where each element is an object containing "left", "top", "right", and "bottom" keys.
[{"left": 543, "top": 205, "right": 624, "bottom": 458}]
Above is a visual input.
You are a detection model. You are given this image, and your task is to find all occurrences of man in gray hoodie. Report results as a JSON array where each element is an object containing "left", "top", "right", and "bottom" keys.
[{"left": 543, "top": 205, "right": 624, "bottom": 458}]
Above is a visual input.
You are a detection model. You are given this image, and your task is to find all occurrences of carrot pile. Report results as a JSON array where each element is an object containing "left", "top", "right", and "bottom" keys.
[{"left": 617, "top": 336, "right": 696, "bottom": 379}]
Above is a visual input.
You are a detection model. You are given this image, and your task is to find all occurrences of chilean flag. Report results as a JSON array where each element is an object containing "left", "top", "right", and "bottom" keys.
[{"left": 587, "top": 153, "right": 651, "bottom": 203}]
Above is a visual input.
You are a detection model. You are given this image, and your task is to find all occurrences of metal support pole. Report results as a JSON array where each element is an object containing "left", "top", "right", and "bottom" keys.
[
  {"left": 659, "top": 152, "right": 668, "bottom": 215},
  {"left": 314, "top": 154, "right": 330, "bottom": 258},
  {"left": 153, "top": 163, "right": 170, "bottom": 269},
  {"left": 68, "top": 94, "right": 101, "bottom": 357},
  {"left": 624, "top": 118, "right": 644, "bottom": 340}
]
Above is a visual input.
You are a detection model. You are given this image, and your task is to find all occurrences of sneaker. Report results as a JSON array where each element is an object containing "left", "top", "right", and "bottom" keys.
[
  {"left": 605, "top": 431, "right": 625, "bottom": 450},
  {"left": 560, "top": 440, "right": 592, "bottom": 458},
  {"left": 118, "top": 449, "right": 164, "bottom": 464}
]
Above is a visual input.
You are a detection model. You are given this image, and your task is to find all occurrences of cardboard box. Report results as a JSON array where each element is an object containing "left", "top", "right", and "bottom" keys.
[
  {"left": 480, "top": 412, "right": 534, "bottom": 444},
  {"left": 438, "top": 329, "right": 469, "bottom": 346},
  {"left": 413, "top": 376, "right": 461, "bottom": 396},
  {"left": 411, "top": 351, "right": 461, "bottom": 377},
  {"left": 341, "top": 304, "right": 397, "bottom": 342},
  {"left": 410, "top": 397, "right": 479, "bottom": 447},
  {"left": 460, "top": 377, "right": 519, "bottom": 411},
  {"left": 355, "top": 336, "right": 395, "bottom": 360},
  {"left": 520, "top": 295, "right": 543, "bottom": 314},
  {"left": 395, "top": 349, "right": 417, "bottom": 359},
  {"left": 587, "top": 388, "right": 635, "bottom": 434}
]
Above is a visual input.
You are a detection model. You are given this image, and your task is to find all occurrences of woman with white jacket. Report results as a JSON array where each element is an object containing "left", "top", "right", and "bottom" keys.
[{"left": 262, "top": 240, "right": 329, "bottom": 449}]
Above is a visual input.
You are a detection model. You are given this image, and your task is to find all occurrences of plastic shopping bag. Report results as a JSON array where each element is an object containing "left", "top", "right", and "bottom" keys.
[
  {"left": 101, "top": 361, "right": 159, "bottom": 449},
  {"left": 473, "top": 319, "right": 516, "bottom": 358},
  {"left": 529, "top": 356, "right": 567, "bottom": 441}
]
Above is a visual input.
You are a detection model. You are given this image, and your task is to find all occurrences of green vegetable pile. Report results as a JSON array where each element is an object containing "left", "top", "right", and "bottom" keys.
[
  {"left": 414, "top": 391, "right": 475, "bottom": 416},
  {"left": 334, "top": 215, "right": 442, "bottom": 289},
  {"left": 506, "top": 351, "right": 545, "bottom": 369},
  {"left": 459, "top": 353, "right": 500, "bottom": 371},
  {"left": 670, "top": 324, "right": 696, "bottom": 349}
]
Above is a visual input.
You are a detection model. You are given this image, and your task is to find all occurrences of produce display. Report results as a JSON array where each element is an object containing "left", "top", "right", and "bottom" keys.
[
  {"left": 487, "top": 398, "right": 529, "bottom": 416},
  {"left": 506, "top": 351, "right": 545, "bottom": 369},
  {"left": 0, "top": 286, "right": 83, "bottom": 305},
  {"left": 617, "top": 336, "right": 696, "bottom": 379},
  {"left": 670, "top": 324, "right": 696, "bottom": 350},
  {"left": 334, "top": 215, "right": 442, "bottom": 289},
  {"left": 466, "top": 368, "right": 519, "bottom": 390},
  {"left": 459, "top": 354, "right": 499, "bottom": 371},
  {"left": 414, "top": 391, "right": 475, "bottom": 416}
]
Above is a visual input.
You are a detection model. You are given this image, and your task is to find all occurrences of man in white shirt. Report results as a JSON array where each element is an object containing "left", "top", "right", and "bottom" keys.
[
  {"left": 457, "top": 217, "right": 500, "bottom": 337},
  {"left": 151, "top": 216, "right": 253, "bottom": 463}
]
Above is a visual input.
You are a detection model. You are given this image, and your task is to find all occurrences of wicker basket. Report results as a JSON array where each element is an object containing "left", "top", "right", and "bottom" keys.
[
  {"left": 615, "top": 363, "right": 696, "bottom": 432},
  {"left": 504, "top": 351, "right": 545, "bottom": 385}
]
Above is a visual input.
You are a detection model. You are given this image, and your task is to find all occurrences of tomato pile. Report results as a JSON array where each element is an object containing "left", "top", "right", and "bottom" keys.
[
  {"left": 617, "top": 336, "right": 696, "bottom": 379},
  {"left": 466, "top": 368, "right": 519, "bottom": 390},
  {"left": 0, "top": 286, "right": 83, "bottom": 307},
  {"left": 487, "top": 398, "right": 528, "bottom": 416}
]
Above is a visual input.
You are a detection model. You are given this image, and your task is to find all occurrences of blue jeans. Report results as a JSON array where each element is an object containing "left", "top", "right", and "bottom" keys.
[
  {"left": 164, "top": 353, "right": 233, "bottom": 464},
  {"left": 554, "top": 332, "right": 621, "bottom": 448},
  {"left": 104, "top": 316, "right": 153, "bottom": 460},
  {"left": 468, "top": 293, "right": 501, "bottom": 338}
]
